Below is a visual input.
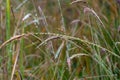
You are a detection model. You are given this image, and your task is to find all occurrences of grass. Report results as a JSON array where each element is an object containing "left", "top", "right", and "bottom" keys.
[
  {"left": 6, "top": 0, "right": 12, "bottom": 79},
  {"left": 0, "top": 0, "right": 120, "bottom": 80}
]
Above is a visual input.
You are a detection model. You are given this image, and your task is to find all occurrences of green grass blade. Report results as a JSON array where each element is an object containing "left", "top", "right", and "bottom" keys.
[{"left": 6, "top": 0, "right": 12, "bottom": 78}]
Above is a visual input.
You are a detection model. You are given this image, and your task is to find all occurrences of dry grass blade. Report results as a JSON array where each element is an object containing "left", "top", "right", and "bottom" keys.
[
  {"left": 83, "top": 7, "right": 105, "bottom": 27},
  {"left": 70, "top": 53, "right": 89, "bottom": 60},
  {"left": 11, "top": 42, "right": 20, "bottom": 80},
  {"left": 55, "top": 41, "right": 65, "bottom": 59},
  {"left": 0, "top": 34, "right": 28, "bottom": 49},
  {"left": 38, "top": 6, "right": 49, "bottom": 31},
  {"left": 37, "top": 36, "right": 61, "bottom": 48},
  {"left": 15, "top": 0, "right": 28, "bottom": 11},
  {"left": 70, "top": 0, "right": 87, "bottom": 4},
  {"left": 79, "top": 74, "right": 117, "bottom": 79}
]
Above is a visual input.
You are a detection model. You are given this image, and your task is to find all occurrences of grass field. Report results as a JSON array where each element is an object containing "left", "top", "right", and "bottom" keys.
[{"left": 0, "top": 0, "right": 120, "bottom": 80}]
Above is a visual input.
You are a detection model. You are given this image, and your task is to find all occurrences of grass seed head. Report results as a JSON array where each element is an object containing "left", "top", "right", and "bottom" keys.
[{"left": 83, "top": 7, "right": 92, "bottom": 14}]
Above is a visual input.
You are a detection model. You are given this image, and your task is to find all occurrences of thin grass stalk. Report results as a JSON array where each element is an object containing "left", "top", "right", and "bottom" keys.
[
  {"left": 6, "top": 0, "right": 12, "bottom": 78},
  {"left": 20, "top": 37, "right": 24, "bottom": 79},
  {"left": 60, "top": 57, "right": 66, "bottom": 80},
  {"left": 10, "top": 42, "right": 20, "bottom": 80},
  {"left": 19, "top": 23, "right": 25, "bottom": 79},
  {"left": 88, "top": 13, "right": 111, "bottom": 77},
  {"left": 57, "top": 0, "right": 66, "bottom": 33}
]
